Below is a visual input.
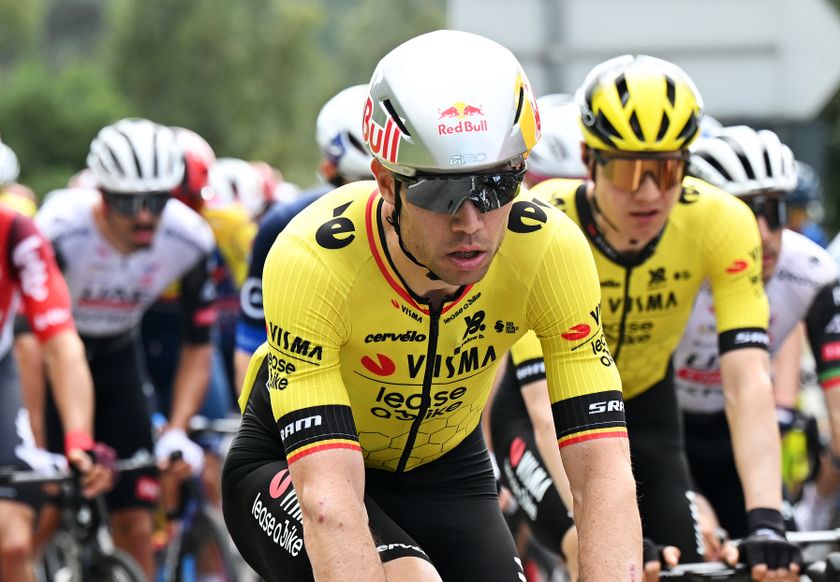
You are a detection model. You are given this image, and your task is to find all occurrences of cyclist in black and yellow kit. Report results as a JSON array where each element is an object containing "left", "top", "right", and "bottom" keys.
[
  {"left": 222, "top": 30, "right": 643, "bottom": 582},
  {"left": 496, "top": 55, "right": 802, "bottom": 581}
]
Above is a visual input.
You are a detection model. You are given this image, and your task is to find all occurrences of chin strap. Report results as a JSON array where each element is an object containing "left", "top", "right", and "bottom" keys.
[{"left": 386, "top": 183, "right": 441, "bottom": 281}]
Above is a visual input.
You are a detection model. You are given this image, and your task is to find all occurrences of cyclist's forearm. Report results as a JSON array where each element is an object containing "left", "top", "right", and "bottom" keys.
[
  {"left": 294, "top": 451, "right": 388, "bottom": 582},
  {"left": 168, "top": 343, "right": 212, "bottom": 430},
  {"left": 565, "top": 439, "right": 642, "bottom": 580},
  {"left": 722, "top": 352, "right": 783, "bottom": 510},
  {"left": 42, "top": 330, "right": 94, "bottom": 438},
  {"left": 824, "top": 388, "right": 840, "bottom": 457}
]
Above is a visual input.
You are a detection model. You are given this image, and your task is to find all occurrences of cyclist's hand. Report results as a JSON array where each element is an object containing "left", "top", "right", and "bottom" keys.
[
  {"left": 67, "top": 442, "right": 117, "bottom": 498},
  {"left": 736, "top": 509, "right": 802, "bottom": 581},
  {"left": 155, "top": 428, "right": 204, "bottom": 476},
  {"left": 642, "top": 538, "right": 680, "bottom": 582}
]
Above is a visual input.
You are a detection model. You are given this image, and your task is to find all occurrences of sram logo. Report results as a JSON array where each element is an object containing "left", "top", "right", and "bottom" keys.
[
  {"left": 280, "top": 415, "right": 322, "bottom": 440},
  {"left": 588, "top": 400, "right": 624, "bottom": 414}
]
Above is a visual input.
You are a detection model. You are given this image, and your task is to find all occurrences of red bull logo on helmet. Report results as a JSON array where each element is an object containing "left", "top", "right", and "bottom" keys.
[
  {"left": 437, "top": 101, "right": 488, "bottom": 136},
  {"left": 362, "top": 96, "right": 402, "bottom": 164}
]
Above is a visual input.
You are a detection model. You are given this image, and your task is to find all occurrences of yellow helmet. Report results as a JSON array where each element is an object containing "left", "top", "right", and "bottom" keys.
[{"left": 576, "top": 55, "right": 704, "bottom": 153}]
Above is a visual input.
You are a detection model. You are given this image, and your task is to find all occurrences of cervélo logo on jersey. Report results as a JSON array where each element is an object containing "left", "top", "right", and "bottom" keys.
[
  {"left": 364, "top": 330, "right": 427, "bottom": 343},
  {"left": 267, "top": 322, "right": 323, "bottom": 364}
]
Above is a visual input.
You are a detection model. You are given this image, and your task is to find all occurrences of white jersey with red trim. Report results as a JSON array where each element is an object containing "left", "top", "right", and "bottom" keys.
[
  {"left": 675, "top": 229, "right": 840, "bottom": 413},
  {"left": 35, "top": 189, "right": 215, "bottom": 337}
]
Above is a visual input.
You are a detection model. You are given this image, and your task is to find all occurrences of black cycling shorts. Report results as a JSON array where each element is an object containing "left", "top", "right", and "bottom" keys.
[
  {"left": 493, "top": 422, "right": 574, "bottom": 558},
  {"left": 626, "top": 373, "right": 704, "bottom": 561},
  {"left": 45, "top": 333, "right": 158, "bottom": 511},
  {"left": 223, "top": 421, "right": 525, "bottom": 582}
]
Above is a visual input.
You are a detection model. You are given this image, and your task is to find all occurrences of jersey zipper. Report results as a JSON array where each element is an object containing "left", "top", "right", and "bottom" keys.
[
  {"left": 613, "top": 267, "right": 633, "bottom": 362},
  {"left": 395, "top": 302, "right": 442, "bottom": 474}
]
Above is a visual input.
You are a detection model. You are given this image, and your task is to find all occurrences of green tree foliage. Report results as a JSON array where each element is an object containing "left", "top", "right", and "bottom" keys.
[
  {"left": 0, "top": 60, "right": 134, "bottom": 196},
  {"left": 104, "top": 0, "right": 332, "bottom": 186},
  {"left": 0, "top": 0, "right": 46, "bottom": 64},
  {"left": 0, "top": 0, "right": 445, "bottom": 192}
]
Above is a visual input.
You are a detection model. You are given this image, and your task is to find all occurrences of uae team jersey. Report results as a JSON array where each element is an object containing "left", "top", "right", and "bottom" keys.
[
  {"left": 240, "top": 181, "right": 625, "bottom": 473},
  {"left": 528, "top": 177, "right": 770, "bottom": 399},
  {"left": 35, "top": 189, "right": 216, "bottom": 338},
  {"left": 675, "top": 228, "right": 840, "bottom": 413}
]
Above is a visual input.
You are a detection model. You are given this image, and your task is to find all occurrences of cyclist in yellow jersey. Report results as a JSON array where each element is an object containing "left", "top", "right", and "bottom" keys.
[
  {"left": 523, "top": 55, "right": 800, "bottom": 581},
  {"left": 222, "top": 30, "right": 642, "bottom": 582}
]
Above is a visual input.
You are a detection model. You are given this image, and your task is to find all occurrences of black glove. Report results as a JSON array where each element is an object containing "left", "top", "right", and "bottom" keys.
[
  {"left": 643, "top": 537, "right": 666, "bottom": 565},
  {"left": 738, "top": 508, "right": 802, "bottom": 570}
]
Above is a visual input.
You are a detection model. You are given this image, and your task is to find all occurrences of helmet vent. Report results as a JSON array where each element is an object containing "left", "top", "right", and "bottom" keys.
[
  {"left": 615, "top": 74, "right": 630, "bottom": 106},
  {"left": 737, "top": 153, "right": 756, "bottom": 179},
  {"left": 676, "top": 116, "right": 697, "bottom": 144},
  {"left": 665, "top": 76, "right": 676, "bottom": 106},
  {"left": 382, "top": 99, "right": 411, "bottom": 136},
  {"left": 701, "top": 153, "right": 733, "bottom": 182},
  {"left": 628, "top": 111, "right": 644, "bottom": 141},
  {"left": 657, "top": 112, "right": 670, "bottom": 142},
  {"left": 762, "top": 149, "right": 773, "bottom": 177},
  {"left": 595, "top": 111, "right": 620, "bottom": 144},
  {"left": 513, "top": 85, "right": 525, "bottom": 125},
  {"left": 347, "top": 131, "right": 367, "bottom": 155},
  {"left": 117, "top": 128, "right": 143, "bottom": 178}
]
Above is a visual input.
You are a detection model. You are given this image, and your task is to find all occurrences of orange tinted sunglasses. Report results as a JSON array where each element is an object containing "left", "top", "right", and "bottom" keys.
[{"left": 593, "top": 150, "right": 688, "bottom": 192}]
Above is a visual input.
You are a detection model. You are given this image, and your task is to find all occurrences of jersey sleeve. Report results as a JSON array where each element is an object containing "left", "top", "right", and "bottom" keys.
[
  {"left": 525, "top": 216, "right": 626, "bottom": 447},
  {"left": 258, "top": 234, "right": 359, "bottom": 464},
  {"left": 178, "top": 253, "right": 217, "bottom": 344},
  {"left": 704, "top": 194, "right": 770, "bottom": 354},
  {"left": 508, "top": 331, "right": 546, "bottom": 385},
  {"left": 8, "top": 214, "right": 75, "bottom": 342},
  {"left": 804, "top": 280, "right": 840, "bottom": 391}
]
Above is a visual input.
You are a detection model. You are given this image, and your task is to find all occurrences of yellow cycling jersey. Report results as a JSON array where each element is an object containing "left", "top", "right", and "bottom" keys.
[
  {"left": 202, "top": 202, "right": 256, "bottom": 288},
  {"left": 159, "top": 201, "right": 256, "bottom": 300},
  {"left": 240, "top": 181, "right": 625, "bottom": 473},
  {"left": 526, "top": 176, "right": 769, "bottom": 400}
]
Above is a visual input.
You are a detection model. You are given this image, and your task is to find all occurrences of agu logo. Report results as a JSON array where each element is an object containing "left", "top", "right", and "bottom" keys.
[{"left": 561, "top": 324, "right": 591, "bottom": 341}]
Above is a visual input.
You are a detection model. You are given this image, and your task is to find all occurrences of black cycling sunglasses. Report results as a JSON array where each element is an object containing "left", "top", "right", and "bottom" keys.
[
  {"left": 103, "top": 191, "right": 170, "bottom": 217},
  {"left": 742, "top": 194, "right": 787, "bottom": 231},
  {"left": 395, "top": 167, "right": 526, "bottom": 215}
]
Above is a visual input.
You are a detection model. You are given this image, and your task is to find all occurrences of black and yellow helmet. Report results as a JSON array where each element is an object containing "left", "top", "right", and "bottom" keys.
[{"left": 576, "top": 55, "right": 704, "bottom": 153}]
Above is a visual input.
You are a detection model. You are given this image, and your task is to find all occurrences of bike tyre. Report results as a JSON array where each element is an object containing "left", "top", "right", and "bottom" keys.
[
  {"left": 89, "top": 549, "right": 148, "bottom": 582},
  {"left": 176, "top": 507, "right": 239, "bottom": 582}
]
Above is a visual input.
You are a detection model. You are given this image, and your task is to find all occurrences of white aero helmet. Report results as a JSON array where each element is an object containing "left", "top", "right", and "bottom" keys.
[
  {"left": 316, "top": 85, "right": 374, "bottom": 182},
  {"left": 526, "top": 94, "right": 586, "bottom": 181},
  {"left": 0, "top": 143, "right": 20, "bottom": 186},
  {"left": 363, "top": 30, "right": 540, "bottom": 176},
  {"left": 688, "top": 125, "right": 798, "bottom": 196},
  {"left": 208, "top": 157, "right": 265, "bottom": 218},
  {"left": 87, "top": 118, "right": 185, "bottom": 193}
]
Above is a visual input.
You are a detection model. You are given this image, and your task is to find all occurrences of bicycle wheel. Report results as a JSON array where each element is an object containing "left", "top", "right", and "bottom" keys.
[
  {"left": 176, "top": 507, "right": 239, "bottom": 582},
  {"left": 89, "top": 549, "right": 148, "bottom": 582}
]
